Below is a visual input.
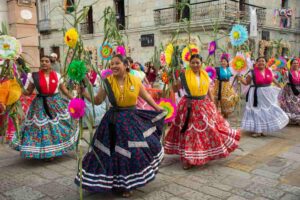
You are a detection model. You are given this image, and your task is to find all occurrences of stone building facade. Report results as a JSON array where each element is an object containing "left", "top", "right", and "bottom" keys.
[
  {"left": 38, "top": 0, "right": 300, "bottom": 66},
  {"left": 1, "top": 0, "right": 40, "bottom": 69}
]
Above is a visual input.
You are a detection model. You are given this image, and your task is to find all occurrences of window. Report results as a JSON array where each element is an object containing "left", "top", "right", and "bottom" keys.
[
  {"left": 40, "top": 0, "right": 49, "bottom": 20},
  {"left": 262, "top": 31, "right": 270, "bottom": 41},
  {"left": 115, "top": 0, "right": 125, "bottom": 30},
  {"left": 64, "top": 0, "right": 75, "bottom": 13},
  {"left": 80, "top": 6, "right": 94, "bottom": 34},
  {"left": 281, "top": 0, "right": 288, "bottom": 8},
  {"left": 176, "top": 0, "right": 190, "bottom": 21}
]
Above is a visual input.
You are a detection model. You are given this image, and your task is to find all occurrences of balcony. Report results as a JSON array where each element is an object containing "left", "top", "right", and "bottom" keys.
[
  {"left": 80, "top": 22, "right": 94, "bottom": 35},
  {"left": 38, "top": 19, "right": 51, "bottom": 33},
  {"left": 154, "top": 0, "right": 266, "bottom": 30}
]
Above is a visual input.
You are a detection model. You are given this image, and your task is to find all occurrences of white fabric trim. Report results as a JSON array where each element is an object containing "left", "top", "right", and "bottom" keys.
[
  {"left": 115, "top": 146, "right": 131, "bottom": 158},
  {"left": 143, "top": 126, "right": 156, "bottom": 138},
  {"left": 24, "top": 111, "right": 70, "bottom": 127},
  {"left": 151, "top": 111, "right": 166, "bottom": 123},
  {"left": 94, "top": 140, "right": 111, "bottom": 156},
  {"left": 128, "top": 141, "right": 149, "bottom": 148}
]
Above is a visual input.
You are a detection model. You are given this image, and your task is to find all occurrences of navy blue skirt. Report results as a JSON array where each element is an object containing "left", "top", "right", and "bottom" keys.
[{"left": 75, "top": 108, "right": 165, "bottom": 192}]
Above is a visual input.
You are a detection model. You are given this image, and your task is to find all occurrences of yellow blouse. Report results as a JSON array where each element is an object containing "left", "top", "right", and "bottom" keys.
[
  {"left": 185, "top": 69, "right": 210, "bottom": 96},
  {"left": 107, "top": 73, "right": 141, "bottom": 107}
]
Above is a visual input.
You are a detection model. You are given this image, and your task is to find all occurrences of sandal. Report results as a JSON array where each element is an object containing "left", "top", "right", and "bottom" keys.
[
  {"left": 182, "top": 161, "right": 192, "bottom": 170},
  {"left": 122, "top": 191, "right": 132, "bottom": 198},
  {"left": 251, "top": 133, "right": 261, "bottom": 138}
]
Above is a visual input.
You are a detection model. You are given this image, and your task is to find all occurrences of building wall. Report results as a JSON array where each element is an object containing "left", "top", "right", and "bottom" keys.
[{"left": 38, "top": 0, "right": 300, "bottom": 65}]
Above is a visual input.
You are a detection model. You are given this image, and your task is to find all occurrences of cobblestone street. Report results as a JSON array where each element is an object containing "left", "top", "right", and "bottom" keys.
[{"left": 0, "top": 122, "right": 300, "bottom": 200}]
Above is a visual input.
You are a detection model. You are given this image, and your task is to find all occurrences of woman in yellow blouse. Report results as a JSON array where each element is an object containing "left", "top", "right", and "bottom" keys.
[
  {"left": 75, "top": 54, "right": 165, "bottom": 197},
  {"left": 164, "top": 54, "right": 240, "bottom": 170}
]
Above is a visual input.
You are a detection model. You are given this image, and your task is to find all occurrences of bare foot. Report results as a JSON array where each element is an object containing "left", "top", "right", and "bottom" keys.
[
  {"left": 122, "top": 191, "right": 132, "bottom": 198},
  {"left": 182, "top": 162, "right": 192, "bottom": 170}
]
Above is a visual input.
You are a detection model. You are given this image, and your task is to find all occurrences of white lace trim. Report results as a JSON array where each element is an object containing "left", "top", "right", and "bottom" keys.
[{"left": 24, "top": 111, "right": 70, "bottom": 127}]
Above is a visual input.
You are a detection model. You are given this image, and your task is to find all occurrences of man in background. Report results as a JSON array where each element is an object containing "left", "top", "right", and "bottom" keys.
[{"left": 50, "top": 53, "right": 61, "bottom": 73}]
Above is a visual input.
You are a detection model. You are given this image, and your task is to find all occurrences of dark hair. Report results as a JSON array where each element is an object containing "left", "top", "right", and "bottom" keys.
[
  {"left": 41, "top": 55, "right": 51, "bottom": 62},
  {"left": 256, "top": 56, "right": 266, "bottom": 62},
  {"left": 126, "top": 57, "right": 133, "bottom": 64},
  {"left": 190, "top": 54, "right": 202, "bottom": 62},
  {"left": 290, "top": 58, "right": 299, "bottom": 65}
]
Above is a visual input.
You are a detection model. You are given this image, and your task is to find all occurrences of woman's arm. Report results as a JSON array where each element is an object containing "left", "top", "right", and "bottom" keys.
[
  {"left": 59, "top": 84, "right": 73, "bottom": 99},
  {"left": 22, "top": 82, "right": 35, "bottom": 96},
  {"left": 82, "top": 86, "right": 107, "bottom": 105},
  {"left": 207, "top": 88, "right": 214, "bottom": 102},
  {"left": 272, "top": 77, "right": 282, "bottom": 88},
  {"left": 172, "top": 80, "right": 181, "bottom": 93},
  {"left": 238, "top": 74, "right": 251, "bottom": 85},
  {"left": 139, "top": 85, "right": 162, "bottom": 111}
]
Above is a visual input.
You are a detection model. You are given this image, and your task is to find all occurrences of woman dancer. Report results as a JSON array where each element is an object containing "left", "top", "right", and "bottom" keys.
[
  {"left": 11, "top": 56, "right": 78, "bottom": 159},
  {"left": 238, "top": 57, "right": 289, "bottom": 137},
  {"left": 164, "top": 54, "right": 240, "bottom": 170},
  {"left": 213, "top": 54, "right": 239, "bottom": 118},
  {"left": 278, "top": 58, "right": 300, "bottom": 124},
  {"left": 75, "top": 54, "right": 165, "bottom": 197}
]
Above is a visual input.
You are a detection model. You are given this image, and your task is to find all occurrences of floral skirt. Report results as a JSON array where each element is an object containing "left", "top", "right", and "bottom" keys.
[
  {"left": 74, "top": 108, "right": 165, "bottom": 192},
  {"left": 164, "top": 97, "right": 240, "bottom": 166},
  {"left": 213, "top": 80, "right": 239, "bottom": 116},
  {"left": 241, "top": 86, "right": 289, "bottom": 134},
  {"left": 11, "top": 94, "right": 79, "bottom": 159},
  {"left": 278, "top": 85, "right": 300, "bottom": 124}
]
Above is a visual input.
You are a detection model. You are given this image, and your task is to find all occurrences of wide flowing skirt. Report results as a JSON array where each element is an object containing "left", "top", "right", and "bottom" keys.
[
  {"left": 164, "top": 97, "right": 240, "bottom": 166},
  {"left": 241, "top": 86, "right": 289, "bottom": 133},
  {"left": 278, "top": 85, "right": 300, "bottom": 124},
  {"left": 213, "top": 80, "right": 239, "bottom": 116},
  {"left": 74, "top": 109, "right": 165, "bottom": 192},
  {"left": 11, "top": 94, "right": 79, "bottom": 159}
]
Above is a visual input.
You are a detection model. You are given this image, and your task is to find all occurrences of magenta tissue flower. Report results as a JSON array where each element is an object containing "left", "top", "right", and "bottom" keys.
[
  {"left": 101, "top": 69, "right": 113, "bottom": 79},
  {"left": 68, "top": 98, "right": 86, "bottom": 119},
  {"left": 208, "top": 41, "right": 217, "bottom": 55},
  {"left": 205, "top": 66, "right": 217, "bottom": 80},
  {"left": 116, "top": 45, "right": 126, "bottom": 56}
]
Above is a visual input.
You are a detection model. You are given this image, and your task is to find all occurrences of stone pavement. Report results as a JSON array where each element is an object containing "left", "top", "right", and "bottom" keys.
[{"left": 0, "top": 123, "right": 300, "bottom": 200}]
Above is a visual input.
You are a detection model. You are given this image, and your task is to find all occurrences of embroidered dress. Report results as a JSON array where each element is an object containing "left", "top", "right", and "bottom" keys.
[
  {"left": 278, "top": 70, "right": 300, "bottom": 124},
  {"left": 84, "top": 71, "right": 107, "bottom": 128},
  {"left": 164, "top": 69, "right": 240, "bottom": 166},
  {"left": 241, "top": 68, "right": 289, "bottom": 133},
  {"left": 75, "top": 74, "right": 165, "bottom": 192},
  {"left": 213, "top": 67, "right": 239, "bottom": 116},
  {"left": 11, "top": 71, "right": 79, "bottom": 159}
]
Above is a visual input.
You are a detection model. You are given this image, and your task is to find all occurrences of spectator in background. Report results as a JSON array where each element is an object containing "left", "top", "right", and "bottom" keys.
[
  {"left": 50, "top": 53, "right": 62, "bottom": 73},
  {"left": 146, "top": 62, "right": 157, "bottom": 87}
]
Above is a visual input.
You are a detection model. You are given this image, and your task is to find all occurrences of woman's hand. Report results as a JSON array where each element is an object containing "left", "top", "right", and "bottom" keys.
[{"left": 154, "top": 105, "right": 164, "bottom": 112}]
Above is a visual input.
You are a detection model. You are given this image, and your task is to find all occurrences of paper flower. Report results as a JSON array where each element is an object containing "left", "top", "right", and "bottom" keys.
[
  {"left": 276, "top": 57, "right": 287, "bottom": 69},
  {"left": 116, "top": 45, "right": 126, "bottom": 56},
  {"left": 99, "top": 42, "right": 113, "bottom": 60},
  {"left": 67, "top": 60, "right": 87, "bottom": 82},
  {"left": 220, "top": 53, "right": 230, "bottom": 61},
  {"left": 231, "top": 55, "right": 247, "bottom": 74},
  {"left": 205, "top": 66, "right": 217, "bottom": 80},
  {"left": 182, "top": 44, "right": 199, "bottom": 63},
  {"left": 0, "top": 102, "right": 5, "bottom": 114},
  {"left": 100, "top": 69, "right": 113, "bottom": 79},
  {"left": 208, "top": 41, "right": 216, "bottom": 55},
  {"left": 162, "top": 72, "right": 169, "bottom": 84},
  {"left": 274, "top": 71, "right": 283, "bottom": 82},
  {"left": 64, "top": 28, "right": 78, "bottom": 48},
  {"left": 0, "top": 35, "right": 21, "bottom": 60},
  {"left": 165, "top": 43, "right": 174, "bottom": 66},
  {"left": 230, "top": 24, "right": 248, "bottom": 47},
  {"left": 157, "top": 98, "right": 177, "bottom": 123},
  {"left": 0, "top": 79, "right": 21, "bottom": 106},
  {"left": 68, "top": 98, "right": 86, "bottom": 119},
  {"left": 267, "top": 58, "right": 276, "bottom": 68},
  {"left": 160, "top": 52, "right": 166, "bottom": 66}
]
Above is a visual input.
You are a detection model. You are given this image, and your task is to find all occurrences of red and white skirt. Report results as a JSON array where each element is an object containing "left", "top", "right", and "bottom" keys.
[{"left": 164, "top": 96, "right": 240, "bottom": 166}]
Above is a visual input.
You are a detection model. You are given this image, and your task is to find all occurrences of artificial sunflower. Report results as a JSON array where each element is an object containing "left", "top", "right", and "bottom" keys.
[
  {"left": 64, "top": 28, "right": 79, "bottom": 48},
  {"left": 181, "top": 44, "right": 199, "bottom": 63},
  {"left": 165, "top": 43, "right": 174, "bottom": 66}
]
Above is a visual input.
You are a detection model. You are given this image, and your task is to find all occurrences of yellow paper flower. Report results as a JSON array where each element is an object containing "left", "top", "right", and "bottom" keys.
[
  {"left": 165, "top": 43, "right": 174, "bottom": 66},
  {"left": 64, "top": 28, "right": 79, "bottom": 48},
  {"left": 181, "top": 44, "right": 199, "bottom": 63}
]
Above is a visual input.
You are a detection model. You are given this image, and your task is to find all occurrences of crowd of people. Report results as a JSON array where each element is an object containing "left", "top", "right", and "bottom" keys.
[{"left": 1, "top": 52, "right": 300, "bottom": 198}]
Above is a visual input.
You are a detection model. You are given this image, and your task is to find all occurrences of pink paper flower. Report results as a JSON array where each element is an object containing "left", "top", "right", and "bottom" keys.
[
  {"left": 116, "top": 45, "right": 126, "bottom": 56},
  {"left": 208, "top": 41, "right": 216, "bottom": 55},
  {"left": 160, "top": 52, "right": 166, "bottom": 66},
  {"left": 68, "top": 98, "right": 86, "bottom": 119},
  {"left": 101, "top": 69, "right": 113, "bottom": 79},
  {"left": 205, "top": 66, "right": 217, "bottom": 80}
]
